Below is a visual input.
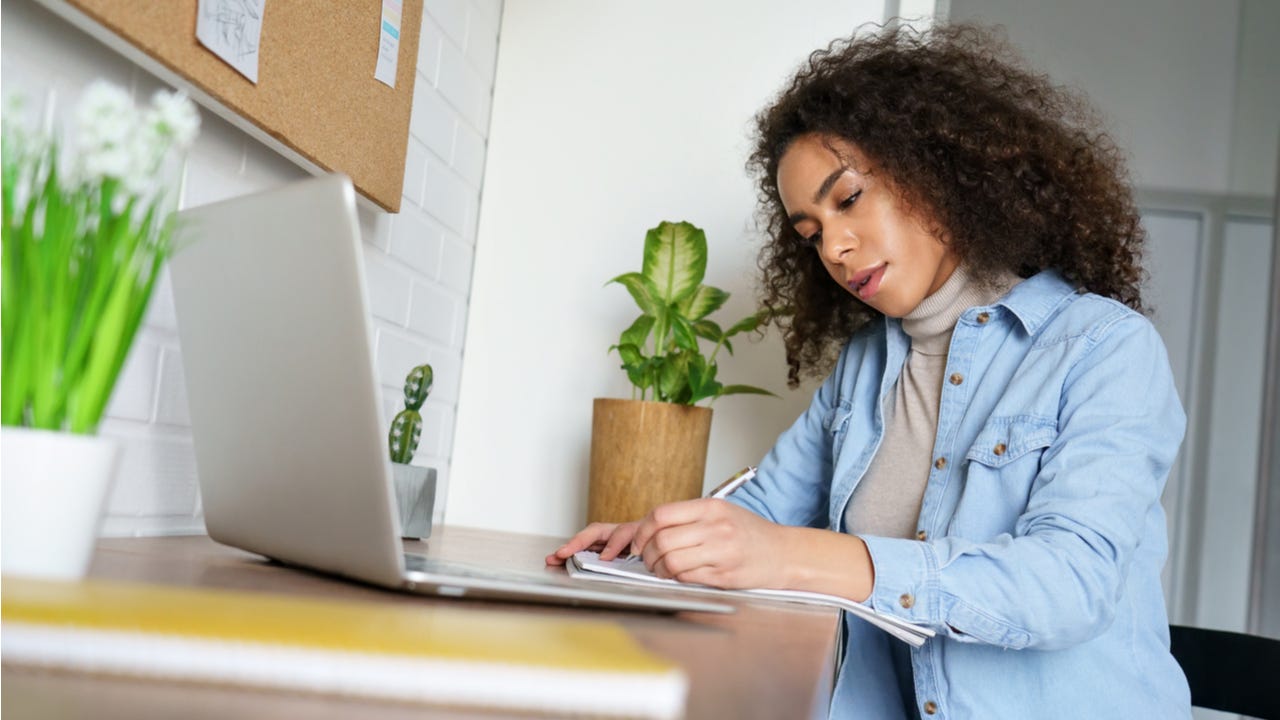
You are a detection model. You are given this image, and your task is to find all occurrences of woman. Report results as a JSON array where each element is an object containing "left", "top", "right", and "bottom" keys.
[{"left": 548, "top": 23, "right": 1190, "bottom": 719}]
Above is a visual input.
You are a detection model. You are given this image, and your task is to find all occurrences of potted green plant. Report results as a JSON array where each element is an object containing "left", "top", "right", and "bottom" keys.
[
  {"left": 1, "top": 82, "right": 199, "bottom": 579},
  {"left": 388, "top": 363, "right": 437, "bottom": 540},
  {"left": 589, "top": 220, "right": 776, "bottom": 523}
]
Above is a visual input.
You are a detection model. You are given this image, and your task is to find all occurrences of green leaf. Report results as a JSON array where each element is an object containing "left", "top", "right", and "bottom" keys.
[
  {"left": 688, "top": 360, "right": 721, "bottom": 404},
  {"left": 678, "top": 284, "right": 730, "bottom": 321},
  {"left": 616, "top": 350, "right": 655, "bottom": 391},
  {"left": 649, "top": 356, "right": 665, "bottom": 396},
  {"left": 657, "top": 352, "right": 692, "bottom": 403},
  {"left": 642, "top": 221, "right": 705, "bottom": 304},
  {"left": 669, "top": 315, "right": 698, "bottom": 352},
  {"left": 620, "top": 314, "right": 654, "bottom": 349},
  {"left": 650, "top": 303, "right": 671, "bottom": 356},
  {"left": 611, "top": 342, "right": 644, "bottom": 366},
  {"left": 691, "top": 319, "right": 723, "bottom": 342},
  {"left": 687, "top": 353, "right": 707, "bottom": 391},
  {"left": 687, "top": 362, "right": 703, "bottom": 394},
  {"left": 715, "top": 384, "right": 778, "bottom": 399},
  {"left": 724, "top": 311, "right": 766, "bottom": 338},
  {"left": 624, "top": 362, "right": 650, "bottom": 390},
  {"left": 688, "top": 379, "right": 723, "bottom": 405},
  {"left": 70, "top": 260, "right": 134, "bottom": 433},
  {"left": 607, "top": 272, "right": 662, "bottom": 316}
]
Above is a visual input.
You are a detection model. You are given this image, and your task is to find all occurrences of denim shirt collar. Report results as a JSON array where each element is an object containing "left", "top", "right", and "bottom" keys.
[
  {"left": 880, "top": 269, "right": 1079, "bottom": 343},
  {"left": 995, "top": 269, "right": 1079, "bottom": 335}
]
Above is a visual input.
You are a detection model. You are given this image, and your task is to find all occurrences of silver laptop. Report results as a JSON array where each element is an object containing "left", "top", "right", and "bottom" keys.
[{"left": 169, "top": 174, "right": 730, "bottom": 615}]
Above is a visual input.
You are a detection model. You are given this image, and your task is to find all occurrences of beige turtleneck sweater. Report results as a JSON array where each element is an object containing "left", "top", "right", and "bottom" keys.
[{"left": 843, "top": 265, "right": 1021, "bottom": 539}]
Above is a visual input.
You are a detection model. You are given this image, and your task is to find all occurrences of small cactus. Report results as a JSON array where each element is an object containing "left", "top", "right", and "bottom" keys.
[{"left": 389, "top": 363, "right": 433, "bottom": 464}]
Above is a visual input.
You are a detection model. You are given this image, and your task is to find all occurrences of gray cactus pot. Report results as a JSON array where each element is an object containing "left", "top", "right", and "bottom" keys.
[{"left": 391, "top": 463, "right": 437, "bottom": 540}]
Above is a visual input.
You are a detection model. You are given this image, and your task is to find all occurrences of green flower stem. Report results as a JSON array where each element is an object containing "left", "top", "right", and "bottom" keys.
[
  {"left": 708, "top": 336, "right": 727, "bottom": 366},
  {"left": 2, "top": 136, "right": 176, "bottom": 434}
]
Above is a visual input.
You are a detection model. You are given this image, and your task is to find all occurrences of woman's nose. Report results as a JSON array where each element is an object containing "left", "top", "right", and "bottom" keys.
[{"left": 819, "top": 226, "right": 856, "bottom": 264}]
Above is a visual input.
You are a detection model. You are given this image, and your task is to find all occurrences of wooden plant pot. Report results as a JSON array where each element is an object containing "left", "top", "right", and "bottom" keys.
[{"left": 588, "top": 398, "right": 712, "bottom": 524}]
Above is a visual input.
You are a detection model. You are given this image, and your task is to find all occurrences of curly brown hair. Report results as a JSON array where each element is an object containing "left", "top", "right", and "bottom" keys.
[{"left": 748, "top": 23, "right": 1146, "bottom": 387}]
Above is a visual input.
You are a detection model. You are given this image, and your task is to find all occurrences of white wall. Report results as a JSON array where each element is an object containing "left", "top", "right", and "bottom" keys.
[
  {"left": 1139, "top": 211, "right": 1205, "bottom": 613},
  {"left": 0, "top": 0, "right": 502, "bottom": 535},
  {"left": 449, "top": 0, "right": 886, "bottom": 537},
  {"left": 1229, "top": 0, "right": 1280, "bottom": 197},
  {"left": 948, "top": 0, "right": 1242, "bottom": 195},
  {"left": 1196, "top": 218, "right": 1274, "bottom": 631}
]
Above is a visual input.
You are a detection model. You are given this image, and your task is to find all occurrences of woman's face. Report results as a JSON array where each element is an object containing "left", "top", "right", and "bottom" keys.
[{"left": 776, "top": 134, "right": 958, "bottom": 318}]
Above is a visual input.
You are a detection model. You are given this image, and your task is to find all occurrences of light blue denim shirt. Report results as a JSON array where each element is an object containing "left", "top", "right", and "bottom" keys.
[{"left": 728, "top": 270, "right": 1191, "bottom": 720}]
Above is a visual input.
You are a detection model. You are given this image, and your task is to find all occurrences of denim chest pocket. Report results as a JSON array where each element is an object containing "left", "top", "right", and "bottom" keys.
[
  {"left": 964, "top": 417, "right": 1057, "bottom": 468},
  {"left": 950, "top": 417, "right": 1058, "bottom": 540}
]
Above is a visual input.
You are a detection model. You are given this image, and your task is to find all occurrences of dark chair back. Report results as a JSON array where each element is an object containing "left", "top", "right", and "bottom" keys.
[{"left": 1168, "top": 624, "right": 1280, "bottom": 719}]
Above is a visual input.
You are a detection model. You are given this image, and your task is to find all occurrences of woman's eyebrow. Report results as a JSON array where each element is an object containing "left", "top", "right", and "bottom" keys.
[
  {"left": 787, "top": 167, "right": 851, "bottom": 225},
  {"left": 812, "top": 167, "right": 850, "bottom": 204}
]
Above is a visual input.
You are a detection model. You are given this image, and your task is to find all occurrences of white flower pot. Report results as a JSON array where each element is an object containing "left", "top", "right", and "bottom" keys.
[
  {"left": 1, "top": 426, "right": 120, "bottom": 580},
  {"left": 391, "top": 463, "right": 436, "bottom": 540}
]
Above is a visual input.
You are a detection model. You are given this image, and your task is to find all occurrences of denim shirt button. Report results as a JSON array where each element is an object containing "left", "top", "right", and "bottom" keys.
[
  {"left": 934, "top": 456, "right": 947, "bottom": 469},
  {"left": 916, "top": 530, "right": 927, "bottom": 541},
  {"left": 899, "top": 593, "right": 915, "bottom": 609},
  {"left": 949, "top": 372, "right": 964, "bottom": 385},
  {"left": 993, "top": 442, "right": 1008, "bottom": 456},
  {"left": 923, "top": 701, "right": 939, "bottom": 715},
  {"left": 976, "top": 311, "right": 990, "bottom": 324}
]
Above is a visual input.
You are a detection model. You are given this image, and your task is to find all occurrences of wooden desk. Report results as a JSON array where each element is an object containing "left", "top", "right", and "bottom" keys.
[{"left": 2, "top": 526, "right": 839, "bottom": 719}]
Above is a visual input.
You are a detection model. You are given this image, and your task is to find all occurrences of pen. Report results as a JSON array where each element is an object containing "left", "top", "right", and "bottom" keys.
[
  {"left": 625, "top": 466, "right": 758, "bottom": 561},
  {"left": 708, "top": 466, "right": 757, "bottom": 499}
]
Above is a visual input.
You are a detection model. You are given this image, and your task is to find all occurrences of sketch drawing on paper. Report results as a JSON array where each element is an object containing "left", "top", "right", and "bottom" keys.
[{"left": 196, "top": 0, "right": 266, "bottom": 84}]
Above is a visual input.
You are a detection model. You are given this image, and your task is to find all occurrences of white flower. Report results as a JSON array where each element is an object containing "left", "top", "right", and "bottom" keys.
[
  {"left": 121, "top": 138, "right": 160, "bottom": 197},
  {"left": 74, "top": 81, "right": 136, "bottom": 158},
  {"left": 83, "top": 144, "right": 132, "bottom": 181},
  {"left": 2, "top": 96, "right": 47, "bottom": 172},
  {"left": 75, "top": 82, "right": 138, "bottom": 186},
  {"left": 147, "top": 89, "right": 200, "bottom": 151},
  {"left": 64, "top": 80, "right": 199, "bottom": 196}
]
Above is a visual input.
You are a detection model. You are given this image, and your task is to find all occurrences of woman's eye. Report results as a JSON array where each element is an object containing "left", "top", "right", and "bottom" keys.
[
  {"left": 791, "top": 226, "right": 821, "bottom": 246},
  {"left": 838, "top": 190, "right": 862, "bottom": 210}
]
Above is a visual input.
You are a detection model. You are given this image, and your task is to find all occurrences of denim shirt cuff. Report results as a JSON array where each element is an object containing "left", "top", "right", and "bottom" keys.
[
  {"left": 859, "top": 534, "right": 940, "bottom": 626},
  {"left": 859, "top": 534, "right": 1034, "bottom": 647}
]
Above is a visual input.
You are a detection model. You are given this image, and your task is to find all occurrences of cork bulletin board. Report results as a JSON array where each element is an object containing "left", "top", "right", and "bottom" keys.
[{"left": 37, "top": 0, "right": 422, "bottom": 213}]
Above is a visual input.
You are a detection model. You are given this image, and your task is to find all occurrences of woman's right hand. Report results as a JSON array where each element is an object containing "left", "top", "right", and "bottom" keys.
[{"left": 544, "top": 521, "right": 640, "bottom": 566}]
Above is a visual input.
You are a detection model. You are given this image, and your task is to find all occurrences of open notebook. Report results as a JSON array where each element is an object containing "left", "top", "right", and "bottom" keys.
[{"left": 568, "top": 551, "right": 935, "bottom": 647}]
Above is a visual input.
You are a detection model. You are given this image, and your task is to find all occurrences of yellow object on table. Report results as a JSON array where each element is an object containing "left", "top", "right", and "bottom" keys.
[{"left": 1, "top": 577, "right": 687, "bottom": 719}]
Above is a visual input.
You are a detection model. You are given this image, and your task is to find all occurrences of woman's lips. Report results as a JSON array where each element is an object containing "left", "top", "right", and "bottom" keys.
[{"left": 849, "top": 263, "right": 886, "bottom": 301}]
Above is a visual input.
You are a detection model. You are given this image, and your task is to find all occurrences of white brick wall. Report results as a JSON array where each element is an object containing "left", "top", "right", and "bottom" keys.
[{"left": 1, "top": 0, "right": 501, "bottom": 536}]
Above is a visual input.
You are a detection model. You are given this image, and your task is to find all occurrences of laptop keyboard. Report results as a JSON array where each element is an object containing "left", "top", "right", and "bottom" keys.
[{"left": 403, "top": 553, "right": 558, "bottom": 584}]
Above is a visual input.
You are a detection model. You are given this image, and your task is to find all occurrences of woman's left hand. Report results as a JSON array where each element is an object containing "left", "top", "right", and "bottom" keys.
[{"left": 629, "top": 498, "right": 791, "bottom": 590}]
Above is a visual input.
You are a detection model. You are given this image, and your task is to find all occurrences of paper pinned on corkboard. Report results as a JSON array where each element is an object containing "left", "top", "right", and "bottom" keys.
[
  {"left": 57, "top": 0, "right": 422, "bottom": 211},
  {"left": 374, "top": 0, "right": 401, "bottom": 88},
  {"left": 196, "top": 0, "right": 265, "bottom": 84}
]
